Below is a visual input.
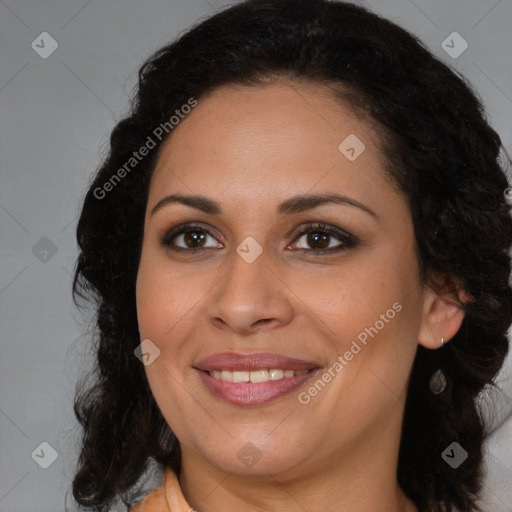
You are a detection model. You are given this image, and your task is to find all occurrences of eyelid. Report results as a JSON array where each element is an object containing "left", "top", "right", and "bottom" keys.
[{"left": 288, "top": 222, "right": 356, "bottom": 244}]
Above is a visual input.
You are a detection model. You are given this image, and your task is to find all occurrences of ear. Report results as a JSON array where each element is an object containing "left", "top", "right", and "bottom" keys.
[{"left": 418, "top": 274, "right": 473, "bottom": 350}]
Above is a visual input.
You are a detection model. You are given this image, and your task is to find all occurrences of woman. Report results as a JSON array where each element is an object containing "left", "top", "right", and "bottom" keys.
[{"left": 71, "top": 1, "right": 512, "bottom": 511}]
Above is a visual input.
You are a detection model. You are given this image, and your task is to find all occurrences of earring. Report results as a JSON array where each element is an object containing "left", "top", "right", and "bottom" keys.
[
  {"left": 430, "top": 338, "right": 447, "bottom": 394},
  {"left": 429, "top": 368, "right": 447, "bottom": 394}
]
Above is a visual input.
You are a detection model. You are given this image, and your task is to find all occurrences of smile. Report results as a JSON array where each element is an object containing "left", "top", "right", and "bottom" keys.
[
  {"left": 196, "top": 367, "right": 320, "bottom": 405},
  {"left": 193, "top": 351, "right": 322, "bottom": 405}
]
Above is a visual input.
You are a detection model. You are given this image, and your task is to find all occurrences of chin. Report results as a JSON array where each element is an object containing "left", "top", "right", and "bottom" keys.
[{"left": 198, "top": 439, "right": 304, "bottom": 477}]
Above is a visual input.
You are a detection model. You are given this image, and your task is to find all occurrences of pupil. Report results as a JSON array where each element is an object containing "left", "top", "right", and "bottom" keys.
[
  {"left": 308, "top": 232, "right": 329, "bottom": 249},
  {"left": 185, "top": 231, "right": 205, "bottom": 248}
]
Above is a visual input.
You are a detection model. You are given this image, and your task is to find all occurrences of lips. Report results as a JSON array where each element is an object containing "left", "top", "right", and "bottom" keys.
[
  {"left": 193, "top": 352, "right": 321, "bottom": 406},
  {"left": 194, "top": 352, "right": 320, "bottom": 372}
]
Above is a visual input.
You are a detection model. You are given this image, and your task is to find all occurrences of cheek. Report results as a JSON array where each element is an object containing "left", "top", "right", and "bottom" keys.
[
  {"left": 135, "top": 249, "right": 198, "bottom": 342},
  {"left": 302, "top": 250, "right": 420, "bottom": 390},
  {"left": 298, "top": 258, "right": 402, "bottom": 340},
  {"left": 136, "top": 260, "right": 196, "bottom": 431},
  {"left": 135, "top": 254, "right": 214, "bottom": 398}
]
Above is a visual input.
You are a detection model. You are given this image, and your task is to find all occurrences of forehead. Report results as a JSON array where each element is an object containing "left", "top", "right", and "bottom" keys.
[{"left": 149, "top": 81, "right": 395, "bottom": 214}]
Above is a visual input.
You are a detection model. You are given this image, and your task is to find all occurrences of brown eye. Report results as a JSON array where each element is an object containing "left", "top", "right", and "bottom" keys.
[
  {"left": 181, "top": 230, "right": 207, "bottom": 248},
  {"left": 289, "top": 223, "right": 358, "bottom": 254},
  {"left": 305, "top": 232, "right": 330, "bottom": 250},
  {"left": 160, "top": 223, "right": 222, "bottom": 252}
]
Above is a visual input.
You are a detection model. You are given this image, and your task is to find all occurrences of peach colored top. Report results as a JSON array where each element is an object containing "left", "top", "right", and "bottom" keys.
[{"left": 130, "top": 466, "right": 196, "bottom": 512}]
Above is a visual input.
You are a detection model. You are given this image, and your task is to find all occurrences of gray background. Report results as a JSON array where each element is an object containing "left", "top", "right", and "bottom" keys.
[{"left": 1, "top": 0, "right": 511, "bottom": 511}]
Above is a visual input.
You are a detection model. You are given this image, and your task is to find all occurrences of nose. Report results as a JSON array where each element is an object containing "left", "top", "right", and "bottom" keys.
[{"left": 208, "top": 248, "right": 294, "bottom": 335}]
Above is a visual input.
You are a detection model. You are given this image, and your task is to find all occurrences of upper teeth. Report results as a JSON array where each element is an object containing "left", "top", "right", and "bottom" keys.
[{"left": 209, "top": 369, "right": 309, "bottom": 383}]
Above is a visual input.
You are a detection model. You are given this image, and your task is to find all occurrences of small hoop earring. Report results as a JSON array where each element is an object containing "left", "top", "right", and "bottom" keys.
[{"left": 440, "top": 337, "right": 444, "bottom": 348}]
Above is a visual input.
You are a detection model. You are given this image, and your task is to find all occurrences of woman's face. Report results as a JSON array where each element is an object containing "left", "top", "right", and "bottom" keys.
[{"left": 136, "top": 80, "right": 437, "bottom": 477}]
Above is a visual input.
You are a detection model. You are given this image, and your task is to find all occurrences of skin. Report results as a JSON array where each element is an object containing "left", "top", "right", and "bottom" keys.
[{"left": 135, "top": 80, "right": 467, "bottom": 512}]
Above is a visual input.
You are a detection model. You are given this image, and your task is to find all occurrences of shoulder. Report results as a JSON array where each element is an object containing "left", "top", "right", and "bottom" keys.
[{"left": 128, "top": 464, "right": 190, "bottom": 512}]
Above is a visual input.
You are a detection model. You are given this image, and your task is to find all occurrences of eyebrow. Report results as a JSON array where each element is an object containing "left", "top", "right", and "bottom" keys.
[{"left": 150, "top": 193, "right": 377, "bottom": 219}]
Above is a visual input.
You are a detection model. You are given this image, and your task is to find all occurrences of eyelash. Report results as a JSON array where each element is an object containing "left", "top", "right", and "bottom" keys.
[{"left": 159, "top": 222, "right": 358, "bottom": 256}]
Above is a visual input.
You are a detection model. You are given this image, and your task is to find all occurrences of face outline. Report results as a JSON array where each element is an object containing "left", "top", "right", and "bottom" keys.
[{"left": 135, "top": 80, "right": 465, "bottom": 485}]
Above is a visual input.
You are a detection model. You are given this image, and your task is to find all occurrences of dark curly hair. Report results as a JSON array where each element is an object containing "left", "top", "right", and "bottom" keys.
[{"left": 71, "top": 1, "right": 512, "bottom": 511}]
